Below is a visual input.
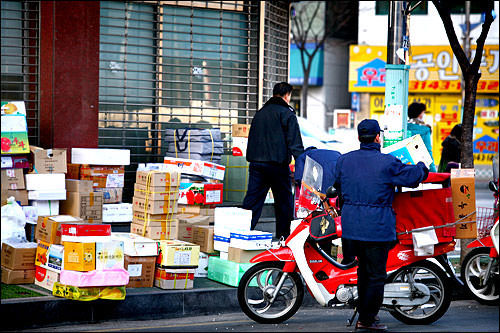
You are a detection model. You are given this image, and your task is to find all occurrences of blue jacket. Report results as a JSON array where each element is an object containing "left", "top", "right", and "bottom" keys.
[
  {"left": 294, "top": 148, "right": 341, "bottom": 192},
  {"left": 407, "top": 122, "right": 437, "bottom": 172},
  {"left": 334, "top": 142, "right": 428, "bottom": 242}
]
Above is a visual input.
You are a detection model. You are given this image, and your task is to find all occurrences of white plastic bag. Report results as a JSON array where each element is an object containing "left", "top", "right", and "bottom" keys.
[
  {"left": 412, "top": 227, "right": 438, "bottom": 256},
  {"left": 1, "top": 197, "right": 28, "bottom": 246}
]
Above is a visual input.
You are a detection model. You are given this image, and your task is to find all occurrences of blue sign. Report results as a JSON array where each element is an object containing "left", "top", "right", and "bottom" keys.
[
  {"left": 351, "top": 92, "right": 360, "bottom": 112},
  {"left": 355, "top": 58, "right": 386, "bottom": 87}
]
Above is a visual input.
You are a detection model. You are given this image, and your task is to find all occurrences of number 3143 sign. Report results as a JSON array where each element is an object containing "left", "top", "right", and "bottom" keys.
[{"left": 1, "top": 101, "right": 30, "bottom": 155}]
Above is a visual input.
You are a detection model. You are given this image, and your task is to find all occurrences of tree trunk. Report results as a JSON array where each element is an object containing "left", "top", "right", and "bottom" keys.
[{"left": 301, "top": 71, "right": 310, "bottom": 118}]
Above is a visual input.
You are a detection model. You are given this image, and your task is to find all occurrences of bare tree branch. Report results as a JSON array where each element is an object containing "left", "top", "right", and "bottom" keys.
[{"left": 470, "top": 3, "right": 494, "bottom": 72}]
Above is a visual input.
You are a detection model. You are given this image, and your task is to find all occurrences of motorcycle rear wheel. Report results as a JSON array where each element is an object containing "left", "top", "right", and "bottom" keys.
[
  {"left": 237, "top": 261, "right": 304, "bottom": 324},
  {"left": 389, "top": 260, "right": 451, "bottom": 325},
  {"left": 461, "top": 247, "right": 499, "bottom": 305}
]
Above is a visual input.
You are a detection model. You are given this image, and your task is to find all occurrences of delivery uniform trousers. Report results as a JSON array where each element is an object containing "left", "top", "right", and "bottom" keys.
[
  {"left": 341, "top": 238, "right": 395, "bottom": 325},
  {"left": 242, "top": 162, "right": 294, "bottom": 240}
]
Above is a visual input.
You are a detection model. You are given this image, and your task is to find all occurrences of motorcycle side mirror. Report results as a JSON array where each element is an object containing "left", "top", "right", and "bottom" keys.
[
  {"left": 326, "top": 186, "right": 338, "bottom": 199},
  {"left": 488, "top": 180, "right": 498, "bottom": 193}
]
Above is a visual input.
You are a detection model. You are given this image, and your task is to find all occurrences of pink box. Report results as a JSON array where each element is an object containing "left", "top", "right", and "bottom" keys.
[{"left": 60, "top": 268, "right": 129, "bottom": 287}]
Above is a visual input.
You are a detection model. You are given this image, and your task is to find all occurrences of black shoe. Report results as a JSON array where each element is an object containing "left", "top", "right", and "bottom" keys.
[{"left": 355, "top": 320, "right": 387, "bottom": 332}]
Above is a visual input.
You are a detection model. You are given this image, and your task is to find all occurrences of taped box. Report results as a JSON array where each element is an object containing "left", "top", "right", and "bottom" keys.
[
  {"left": 134, "top": 183, "right": 179, "bottom": 201},
  {"left": 229, "top": 230, "right": 272, "bottom": 250},
  {"left": 1, "top": 266, "right": 35, "bottom": 284},
  {"left": 130, "top": 221, "right": 179, "bottom": 240},
  {"left": 1, "top": 189, "right": 28, "bottom": 205},
  {"left": 31, "top": 200, "right": 60, "bottom": 216},
  {"left": 136, "top": 170, "right": 180, "bottom": 188},
  {"left": 1, "top": 168, "right": 25, "bottom": 190},
  {"left": 214, "top": 230, "right": 230, "bottom": 252},
  {"left": 79, "top": 165, "right": 125, "bottom": 188},
  {"left": 192, "top": 225, "right": 214, "bottom": 253},
  {"left": 65, "top": 179, "right": 93, "bottom": 193},
  {"left": 154, "top": 267, "right": 195, "bottom": 290},
  {"left": 125, "top": 255, "right": 156, "bottom": 288},
  {"left": 35, "top": 240, "right": 64, "bottom": 273},
  {"left": 30, "top": 146, "right": 67, "bottom": 174},
  {"left": 35, "top": 215, "right": 83, "bottom": 245},
  {"left": 163, "top": 157, "right": 225, "bottom": 181},
  {"left": 132, "top": 196, "right": 178, "bottom": 215},
  {"left": 231, "top": 124, "right": 251, "bottom": 138},
  {"left": 177, "top": 204, "right": 215, "bottom": 218},
  {"left": 132, "top": 210, "right": 177, "bottom": 227},
  {"left": 177, "top": 214, "right": 211, "bottom": 243},
  {"left": 228, "top": 247, "right": 264, "bottom": 263},
  {"left": 156, "top": 240, "right": 200, "bottom": 268},
  {"left": 59, "top": 191, "right": 103, "bottom": 223},
  {"left": 1, "top": 242, "right": 37, "bottom": 270},
  {"left": 450, "top": 168, "right": 477, "bottom": 239}
]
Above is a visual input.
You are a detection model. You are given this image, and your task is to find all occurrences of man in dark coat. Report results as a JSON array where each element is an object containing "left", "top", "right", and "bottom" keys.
[
  {"left": 243, "top": 82, "right": 304, "bottom": 239},
  {"left": 334, "top": 119, "right": 428, "bottom": 331}
]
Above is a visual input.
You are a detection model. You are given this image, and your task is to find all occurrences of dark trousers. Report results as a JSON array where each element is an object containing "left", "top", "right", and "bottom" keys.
[
  {"left": 342, "top": 238, "right": 394, "bottom": 325},
  {"left": 242, "top": 162, "right": 293, "bottom": 239}
]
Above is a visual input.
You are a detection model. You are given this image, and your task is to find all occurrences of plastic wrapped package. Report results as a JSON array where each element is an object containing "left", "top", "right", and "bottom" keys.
[{"left": 1, "top": 197, "right": 27, "bottom": 247}]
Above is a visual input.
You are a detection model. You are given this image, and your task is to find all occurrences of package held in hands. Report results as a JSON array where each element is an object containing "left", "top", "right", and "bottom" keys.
[
  {"left": 381, "top": 134, "right": 433, "bottom": 168},
  {"left": 71, "top": 148, "right": 130, "bottom": 166}
]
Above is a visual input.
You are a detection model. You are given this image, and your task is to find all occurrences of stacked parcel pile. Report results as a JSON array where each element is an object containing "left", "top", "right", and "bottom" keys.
[
  {"left": 1, "top": 242, "right": 37, "bottom": 284},
  {"left": 155, "top": 239, "right": 200, "bottom": 290}
]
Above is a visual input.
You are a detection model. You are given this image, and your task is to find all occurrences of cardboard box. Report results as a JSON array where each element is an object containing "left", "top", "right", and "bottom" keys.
[
  {"left": 229, "top": 230, "right": 272, "bottom": 250},
  {"left": 1, "top": 155, "right": 30, "bottom": 169},
  {"left": 450, "top": 169, "right": 477, "bottom": 238},
  {"left": 207, "top": 256, "right": 255, "bottom": 287},
  {"left": 30, "top": 146, "right": 67, "bottom": 174},
  {"left": 94, "top": 187, "right": 123, "bottom": 203},
  {"left": 228, "top": 247, "right": 264, "bottom": 263},
  {"left": 178, "top": 182, "right": 223, "bottom": 205},
  {"left": 154, "top": 267, "right": 195, "bottom": 290},
  {"left": 232, "top": 124, "right": 251, "bottom": 138},
  {"left": 381, "top": 134, "right": 433, "bottom": 168},
  {"left": 60, "top": 191, "right": 104, "bottom": 223},
  {"left": 132, "top": 196, "right": 178, "bottom": 215},
  {"left": 214, "top": 230, "right": 230, "bottom": 252},
  {"left": 163, "top": 157, "right": 225, "bottom": 181},
  {"left": 130, "top": 221, "right": 179, "bottom": 240},
  {"left": 28, "top": 189, "right": 66, "bottom": 201},
  {"left": 71, "top": 148, "right": 130, "bottom": 165},
  {"left": 1, "top": 242, "right": 37, "bottom": 270},
  {"left": 1, "top": 189, "right": 28, "bottom": 205},
  {"left": 1, "top": 168, "right": 25, "bottom": 190},
  {"left": 1, "top": 266, "right": 35, "bottom": 284},
  {"left": 65, "top": 179, "right": 93, "bottom": 193},
  {"left": 214, "top": 207, "right": 252, "bottom": 234},
  {"left": 35, "top": 215, "right": 83, "bottom": 245},
  {"left": 177, "top": 204, "right": 216, "bottom": 216},
  {"left": 95, "top": 241, "right": 124, "bottom": 270},
  {"left": 177, "top": 214, "right": 211, "bottom": 242},
  {"left": 35, "top": 265, "right": 60, "bottom": 291},
  {"left": 103, "top": 203, "right": 133, "bottom": 222},
  {"left": 134, "top": 182, "right": 179, "bottom": 201},
  {"left": 193, "top": 225, "right": 214, "bottom": 253},
  {"left": 79, "top": 165, "right": 125, "bottom": 188},
  {"left": 111, "top": 232, "right": 158, "bottom": 256},
  {"left": 135, "top": 170, "right": 180, "bottom": 188},
  {"left": 63, "top": 241, "right": 96, "bottom": 271},
  {"left": 61, "top": 223, "right": 111, "bottom": 242},
  {"left": 31, "top": 200, "right": 60, "bottom": 216},
  {"left": 195, "top": 252, "right": 210, "bottom": 277},
  {"left": 156, "top": 240, "right": 200, "bottom": 268},
  {"left": 35, "top": 240, "right": 64, "bottom": 273},
  {"left": 232, "top": 137, "right": 248, "bottom": 156},
  {"left": 124, "top": 255, "right": 156, "bottom": 288},
  {"left": 66, "top": 163, "right": 80, "bottom": 180},
  {"left": 25, "top": 173, "right": 66, "bottom": 191}
]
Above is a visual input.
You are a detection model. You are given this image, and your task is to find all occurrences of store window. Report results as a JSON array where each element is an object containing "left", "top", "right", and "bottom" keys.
[
  {"left": 0, "top": 0, "right": 40, "bottom": 145},
  {"left": 375, "top": 1, "right": 428, "bottom": 15}
]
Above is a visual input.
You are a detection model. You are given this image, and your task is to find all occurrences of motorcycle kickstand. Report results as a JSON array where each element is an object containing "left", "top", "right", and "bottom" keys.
[{"left": 347, "top": 307, "right": 358, "bottom": 327}]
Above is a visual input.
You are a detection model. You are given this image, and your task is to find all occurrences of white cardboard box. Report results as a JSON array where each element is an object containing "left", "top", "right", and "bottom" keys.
[
  {"left": 229, "top": 230, "right": 272, "bottom": 250},
  {"left": 381, "top": 134, "right": 433, "bottom": 168},
  {"left": 214, "top": 207, "right": 252, "bottom": 234},
  {"left": 25, "top": 173, "right": 66, "bottom": 191},
  {"left": 95, "top": 240, "right": 125, "bottom": 270},
  {"left": 214, "top": 230, "right": 230, "bottom": 252},
  {"left": 31, "top": 200, "right": 60, "bottom": 216},
  {"left": 71, "top": 148, "right": 130, "bottom": 166},
  {"left": 111, "top": 232, "right": 158, "bottom": 257},
  {"left": 28, "top": 189, "right": 66, "bottom": 201},
  {"left": 103, "top": 203, "right": 133, "bottom": 222},
  {"left": 162, "top": 157, "right": 226, "bottom": 181}
]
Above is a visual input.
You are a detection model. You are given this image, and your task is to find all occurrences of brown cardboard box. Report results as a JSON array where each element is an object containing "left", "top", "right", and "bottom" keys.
[
  {"left": 132, "top": 210, "right": 177, "bottom": 227},
  {"left": 192, "top": 225, "right": 214, "bottom": 253},
  {"left": 124, "top": 255, "right": 156, "bottom": 288},
  {"left": 1, "top": 189, "right": 28, "bottom": 205},
  {"left": 1, "top": 266, "right": 36, "bottom": 284},
  {"left": 1, "top": 242, "right": 37, "bottom": 270},
  {"left": 35, "top": 215, "right": 83, "bottom": 245},
  {"left": 94, "top": 187, "right": 123, "bottom": 203},
  {"left": 232, "top": 124, "right": 251, "bottom": 138},
  {"left": 450, "top": 169, "right": 477, "bottom": 239},
  {"left": 134, "top": 183, "right": 179, "bottom": 201},
  {"left": 132, "top": 196, "right": 178, "bottom": 215},
  {"left": 131, "top": 221, "right": 179, "bottom": 240},
  {"left": 177, "top": 214, "right": 211, "bottom": 243},
  {"left": 79, "top": 165, "right": 125, "bottom": 188},
  {"left": 177, "top": 204, "right": 215, "bottom": 217},
  {"left": 30, "top": 146, "right": 67, "bottom": 174},
  {"left": 66, "top": 163, "right": 81, "bottom": 180},
  {"left": 59, "top": 192, "right": 104, "bottom": 223},
  {"left": 228, "top": 247, "right": 264, "bottom": 263},
  {"left": 1, "top": 168, "right": 25, "bottom": 190},
  {"left": 65, "top": 179, "right": 93, "bottom": 193},
  {"left": 135, "top": 170, "right": 180, "bottom": 188}
]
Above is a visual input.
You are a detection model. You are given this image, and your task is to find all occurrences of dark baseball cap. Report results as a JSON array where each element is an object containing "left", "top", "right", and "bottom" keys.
[{"left": 358, "top": 119, "right": 383, "bottom": 136}]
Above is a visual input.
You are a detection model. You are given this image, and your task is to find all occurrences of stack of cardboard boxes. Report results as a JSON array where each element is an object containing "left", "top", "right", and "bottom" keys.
[
  {"left": 131, "top": 170, "right": 180, "bottom": 240},
  {"left": 154, "top": 240, "right": 200, "bottom": 289},
  {"left": 60, "top": 180, "right": 103, "bottom": 223},
  {"left": 1, "top": 242, "right": 37, "bottom": 284}
]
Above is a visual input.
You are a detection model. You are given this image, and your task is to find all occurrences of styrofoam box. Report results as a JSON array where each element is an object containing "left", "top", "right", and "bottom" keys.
[
  {"left": 214, "top": 230, "right": 230, "bottom": 252},
  {"left": 103, "top": 203, "right": 133, "bottom": 223},
  {"left": 25, "top": 173, "right": 65, "bottom": 191},
  {"left": 229, "top": 230, "right": 272, "bottom": 250},
  {"left": 111, "top": 232, "right": 158, "bottom": 257},
  {"left": 381, "top": 134, "right": 433, "bottom": 168},
  {"left": 31, "top": 200, "right": 60, "bottom": 216},
  {"left": 195, "top": 252, "right": 209, "bottom": 277},
  {"left": 71, "top": 148, "right": 130, "bottom": 166},
  {"left": 214, "top": 207, "right": 252, "bottom": 233},
  {"left": 28, "top": 189, "right": 66, "bottom": 201}
]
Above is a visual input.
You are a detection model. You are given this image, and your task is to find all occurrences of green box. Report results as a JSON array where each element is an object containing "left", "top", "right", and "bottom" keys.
[
  {"left": 221, "top": 155, "right": 249, "bottom": 203},
  {"left": 207, "top": 256, "right": 255, "bottom": 287}
]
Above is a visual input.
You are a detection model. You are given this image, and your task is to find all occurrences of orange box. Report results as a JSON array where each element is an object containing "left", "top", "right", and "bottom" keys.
[
  {"left": 63, "top": 242, "right": 96, "bottom": 271},
  {"left": 79, "top": 165, "right": 125, "bottom": 188}
]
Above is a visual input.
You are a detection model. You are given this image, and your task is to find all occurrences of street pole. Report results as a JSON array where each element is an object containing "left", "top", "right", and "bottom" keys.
[{"left": 383, "top": 1, "right": 409, "bottom": 147}]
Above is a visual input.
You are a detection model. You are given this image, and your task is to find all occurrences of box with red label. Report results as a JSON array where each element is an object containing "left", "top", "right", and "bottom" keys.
[
  {"left": 178, "top": 182, "right": 223, "bottom": 205},
  {"left": 79, "top": 165, "right": 125, "bottom": 188},
  {"left": 35, "top": 240, "right": 64, "bottom": 273},
  {"left": 61, "top": 223, "right": 111, "bottom": 242},
  {"left": 134, "top": 183, "right": 179, "bottom": 202},
  {"left": 35, "top": 215, "right": 83, "bottom": 245},
  {"left": 163, "top": 157, "right": 225, "bottom": 181},
  {"left": 136, "top": 170, "right": 180, "bottom": 188},
  {"left": 35, "top": 266, "right": 60, "bottom": 291},
  {"left": 1, "top": 168, "right": 25, "bottom": 190},
  {"left": 132, "top": 196, "right": 178, "bottom": 215},
  {"left": 154, "top": 267, "right": 195, "bottom": 290}
]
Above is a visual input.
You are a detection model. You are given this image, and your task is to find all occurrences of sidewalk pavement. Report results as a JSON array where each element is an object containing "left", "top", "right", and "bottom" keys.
[{"left": 2, "top": 276, "right": 469, "bottom": 331}]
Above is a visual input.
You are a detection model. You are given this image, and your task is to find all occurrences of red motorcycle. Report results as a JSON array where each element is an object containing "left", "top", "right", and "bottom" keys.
[
  {"left": 461, "top": 179, "right": 499, "bottom": 305},
  {"left": 238, "top": 157, "right": 459, "bottom": 326}
]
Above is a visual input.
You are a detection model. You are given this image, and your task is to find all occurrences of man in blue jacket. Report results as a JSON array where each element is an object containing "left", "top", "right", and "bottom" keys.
[
  {"left": 243, "top": 82, "right": 304, "bottom": 240},
  {"left": 334, "top": 119, "right": 428, "bottom": 331}
]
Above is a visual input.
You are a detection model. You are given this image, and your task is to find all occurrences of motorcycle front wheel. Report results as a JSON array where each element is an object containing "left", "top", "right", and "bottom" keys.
[
  {"left": 389, "top": 260, "right": 451, "bottom": 325},
  {"left": 237, "top": 261, "right": 304, "bottom": 324},
  {"left": 461, "top": 247, "right": 499, "bottom": 305}
]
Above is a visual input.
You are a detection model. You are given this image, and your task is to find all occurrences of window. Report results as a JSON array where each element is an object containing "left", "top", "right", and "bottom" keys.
[{"left": 375, "top": 1, "right": 428, "bottom": 15}]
